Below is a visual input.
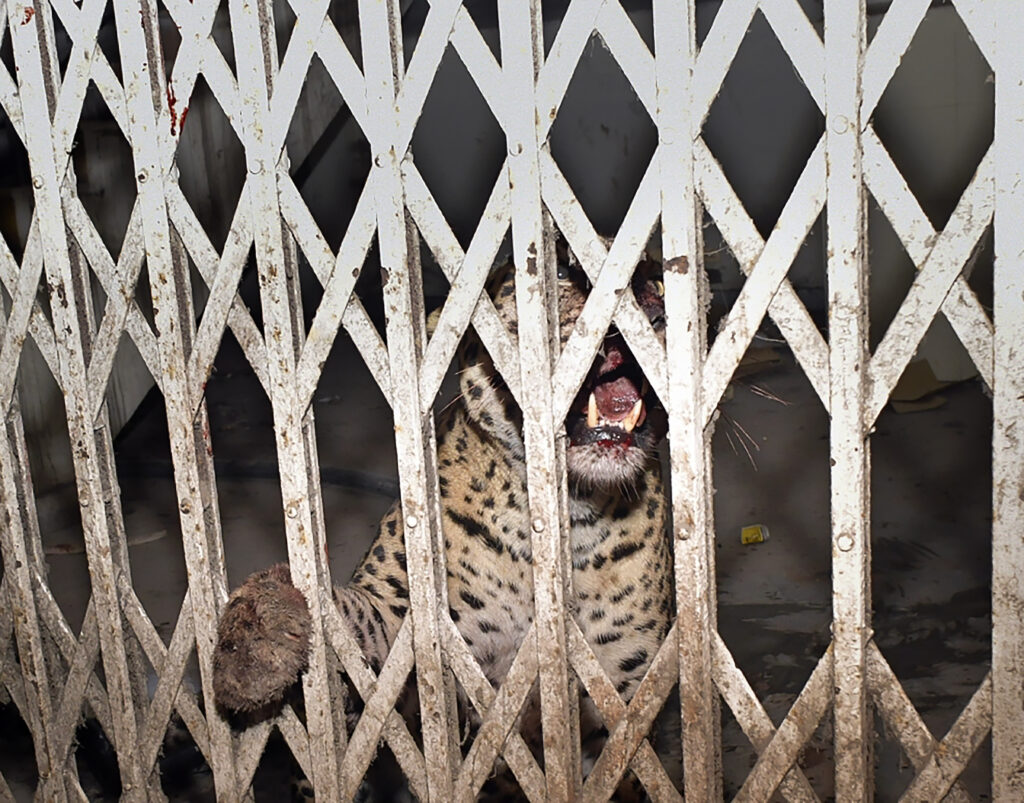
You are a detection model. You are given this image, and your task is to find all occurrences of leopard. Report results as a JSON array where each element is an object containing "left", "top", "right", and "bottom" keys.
[{"left": 212, "top": 247, "right": 675, "bottom": 800}]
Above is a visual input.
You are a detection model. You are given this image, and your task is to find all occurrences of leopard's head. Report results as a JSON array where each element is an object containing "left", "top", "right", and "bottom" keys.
[
  {"left": 452, "top": 241, "right": 665, "bottom": 492},
  {"left": 557, "top": 257, "right": 665, "bottom": 490}
]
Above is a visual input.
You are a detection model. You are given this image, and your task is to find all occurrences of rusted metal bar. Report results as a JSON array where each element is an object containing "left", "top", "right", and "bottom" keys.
[
  {"left": 281, "top": 177, "right": 387, "bottom": 412},
  {"left": 951, "top": 0, "right": 995, "bottom": 66},
  {"left": 861, "top": 0, "right": 930, "bottom": 118},
  {"left": 865, "top": 150, "right": 993, "bottom": 426},
  {"left": 695, "top": 138, "right": 831, "bottom": 411},
  {"left": 701, "top": 139, "right": 826, "bottom": 423},
  {"left": 454, "top": 621, "right": 543, "bottom": 801},
  {"left": 534, "top": 0, "right": 603, "bottom": 135},
  {"left": 0, "top": 620, "right": 29, "bottom": 720},
  {"left": 692, "top": 0, "right": 758, "bottom": 126},
  {"left": 179, "top": 182, "right": 262, "bottom": 399},
  {"left": 306, "top": 15, "right": 371, "bottom": 130},
  {"left": 861, "top": 129, "right": 994, "bottom": 392},
  {"left": 549, "top": 162, "right": 659, "bottom": 424},
  {"left": 358, "top": 0, "right": 462, "bottom": 797},
  {"left": 36, "top": 0, "right": 113, "bottom": 172},
  {"left": 227, "top": 0, "right": 348, "bottom": 796},
  {"left": 899, "top": 674, "right": 992, "bottom": 802},
  {"left": 127, "top": 597, "right": 213, "bottom": 776},
  {"left": 269, "top": 0, "right": 353, "bottom": 157},
  {"left": 149, "top": 0, "right": 275, "bottom": 403},
  {"left": 538, "top": 152, "right": 669, "bottom": 406},
  {"left": 734, "top": 644, "right": 834, "bottom": 802},
  {"left": 408, "top": 162, "right": 516, "bottom": 412},
  {"left": 823, "top": 1, "right": 871, "bottom": 799},
  {"left": 0, "top": 224, "right": 54, "bottom": 413},
  {"left": 573, "top": 622, "right": 682, "bottom": 802},
  {"left": 654, "top": 0, "right": 721, "bottom": 799},
  {"left": 759, "top": 0, "right": 825, "bottom": 110},
  {"left": 594, "top": 1, "right": 656, "bottom": 120},
  {"left": 712, "top": 632, "right": 819, "bottom": 802},
  {"left": 64, "top": 207, "right": 161, "bottom": 420},
  {"left": 1, "top": 276, "right": 78, "bottom": 796},
  {"left": 499, "top": 1, "right": 581, "bottom": 799},
  {"left": 164, "top": 183, "right": 272, "bottom": 398},
  {"left": 321, "top": 605, "right": 428, "bottom": 800},
  {"left": 0, "top": 410, "right": 73, "bottom": 799},
  {"left": 992, "top": 2, "right": 1024, "bottom": 795},
  {"left": 162, "top": 0, "right": 245, "bottom": 125},
  {"left": 8, "top": 3, "right": 152, "bottom": 798},
  {"left": 226, "top": 721, "right": 271, "bottom": 796},
  {"left": 865, "top": 642, "right": 971, "bottom": 803},
  {"left": 393, "top": 0, "right": 464, "bottom": 157},
  {"left": 0, "top": 226, "right": 61, "bottom": 403},
  {"left": 112, "top": 0, "right": 242, "bottom": 795},
  {"left": 340, "top": 620, "right": 417, "bottom": 800},
  {"left": 438, "top": 619, "right": 542, "bottom": 798},
  {"left": 36, "top": 596, "right": 112, "bottom": 759},
  {"left": 420, "top": 0, "right": 505, "bottom": 132}
]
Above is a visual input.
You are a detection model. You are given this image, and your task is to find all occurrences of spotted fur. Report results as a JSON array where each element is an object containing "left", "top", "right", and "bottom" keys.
[{"left": 214, "top": 254, "right": 673, "bottom": 799}]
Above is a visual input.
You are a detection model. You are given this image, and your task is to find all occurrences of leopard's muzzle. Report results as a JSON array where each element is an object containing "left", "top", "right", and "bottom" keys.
[{"left": 564, "top": 274, "right": 664, "bottom": 488}]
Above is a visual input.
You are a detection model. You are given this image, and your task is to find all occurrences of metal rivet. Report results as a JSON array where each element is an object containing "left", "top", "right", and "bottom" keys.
[
  {"left": 32, "top": 175, "right": 43, "bottom": 189},
  {"left": 831, "top": 114, "right": 850, "bottom": 134},
  {"left": 836, "top": 533, "right": 854, "bottom": 552},
  {"left": 406, "top": 514, "right": 418, "bottom": 529},
  {"left": 510, "top": 142, "right": 523, "bottom": 156},
  {"left": 286, "top": 504, "right": 298, "bottom": 519},
  {"left": 179, "top": 499, "right": 191, "bottom": 514},
  {"left": 137, "top": 169, "right": 148, "bottom": 183},
  {"left": 248, "top": 159, "right": 263, "bottom": 174},
  {"left": 374, "top": 154, "right": 385, "bottom": 167},
  {"left": 531, "top": 518, "right": 544, "bottom": 533}
]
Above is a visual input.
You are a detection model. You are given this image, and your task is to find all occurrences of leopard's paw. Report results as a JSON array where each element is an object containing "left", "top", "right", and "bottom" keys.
[{"left": 213, "top": 564, "right": 311, "bottom": 715}]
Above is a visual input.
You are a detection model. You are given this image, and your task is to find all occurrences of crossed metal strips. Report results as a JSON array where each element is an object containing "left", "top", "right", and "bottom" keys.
[{"left": 0, "top": 0, "right": 1002, "bottom": 797}]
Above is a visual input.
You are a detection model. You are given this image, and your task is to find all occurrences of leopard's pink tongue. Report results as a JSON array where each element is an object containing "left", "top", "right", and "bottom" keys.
[
  {"left": 580, "top": 343, "right": 646, "bottom": 432},
  {"left": 593, "top": 376, "right": 641, "bottom": 421}
]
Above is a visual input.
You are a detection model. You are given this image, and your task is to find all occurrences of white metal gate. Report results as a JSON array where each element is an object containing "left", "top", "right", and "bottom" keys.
[{"left": 0, "top": 0, "right": 1021, "bottom": 800}]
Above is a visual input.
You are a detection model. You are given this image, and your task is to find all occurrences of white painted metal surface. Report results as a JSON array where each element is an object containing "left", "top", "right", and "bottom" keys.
[
  {"left": 0, "top": 0, "right": 1017, "bottom": 800},
  {"left": 992, "top": 2, "right": 1024, "bottom": 798},
  {"left": 824, "top": 3, "right": 872, "bottom": 800}
]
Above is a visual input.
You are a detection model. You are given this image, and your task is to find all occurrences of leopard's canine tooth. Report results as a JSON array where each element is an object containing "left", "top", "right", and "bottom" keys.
[{"left": 622, "top": 399, "right": 644, "bottom": 433}]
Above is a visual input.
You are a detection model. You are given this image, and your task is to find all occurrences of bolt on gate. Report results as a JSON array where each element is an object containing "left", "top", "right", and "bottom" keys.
[{"left": 0, "top": 0, "right": 1022, "bottom": 801}]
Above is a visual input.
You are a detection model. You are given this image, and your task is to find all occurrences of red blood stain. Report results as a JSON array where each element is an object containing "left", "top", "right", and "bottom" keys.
[{"left": 167, "top": 82, "right": 179, "bottom": 136}]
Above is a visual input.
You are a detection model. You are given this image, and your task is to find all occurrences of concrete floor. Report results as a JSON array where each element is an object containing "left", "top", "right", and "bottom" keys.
[{"left": 13, "top": 320, "right": 993, "bottom": 800}]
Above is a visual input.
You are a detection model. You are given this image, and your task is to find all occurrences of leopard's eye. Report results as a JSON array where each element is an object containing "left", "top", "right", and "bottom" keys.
[{"left": 556, "top": 264, "right": 571, "bottom": 281}]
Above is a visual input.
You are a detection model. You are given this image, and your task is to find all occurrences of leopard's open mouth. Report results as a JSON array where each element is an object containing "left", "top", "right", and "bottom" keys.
[
  {"left": 563, "top": 333, "right": 658, "bottom": 488},
  {"left": 567, "top": 335, "right": 653, "bottom": 452}
]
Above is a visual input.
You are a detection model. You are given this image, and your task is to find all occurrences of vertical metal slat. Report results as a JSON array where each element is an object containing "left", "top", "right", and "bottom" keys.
[
  {"left": 7, "top": 4, "right": 153, "bottom": 799},
  {"left": 498, "top": 1, "right": 580, "bottom": 798},
  {"left": 227, "top": 0, "right": 345, "bottom": 796},
  {"left": 111, "top": 0, "right": 242, "bottom": 794},
  {"left": 824, "top": 1, "right": 872, "bottom": 799},
  {"left": 358, "top": 0, "right": 460, "bottom": 798},
  {"left": 992, "top": 2, "right": 1024, "bottom": 797},
  {"left": 654, "top": 0, "right": 722, "bottom": 798},
  {"left": 0, "top": 408, "right": 72, "bottom": 799}
]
